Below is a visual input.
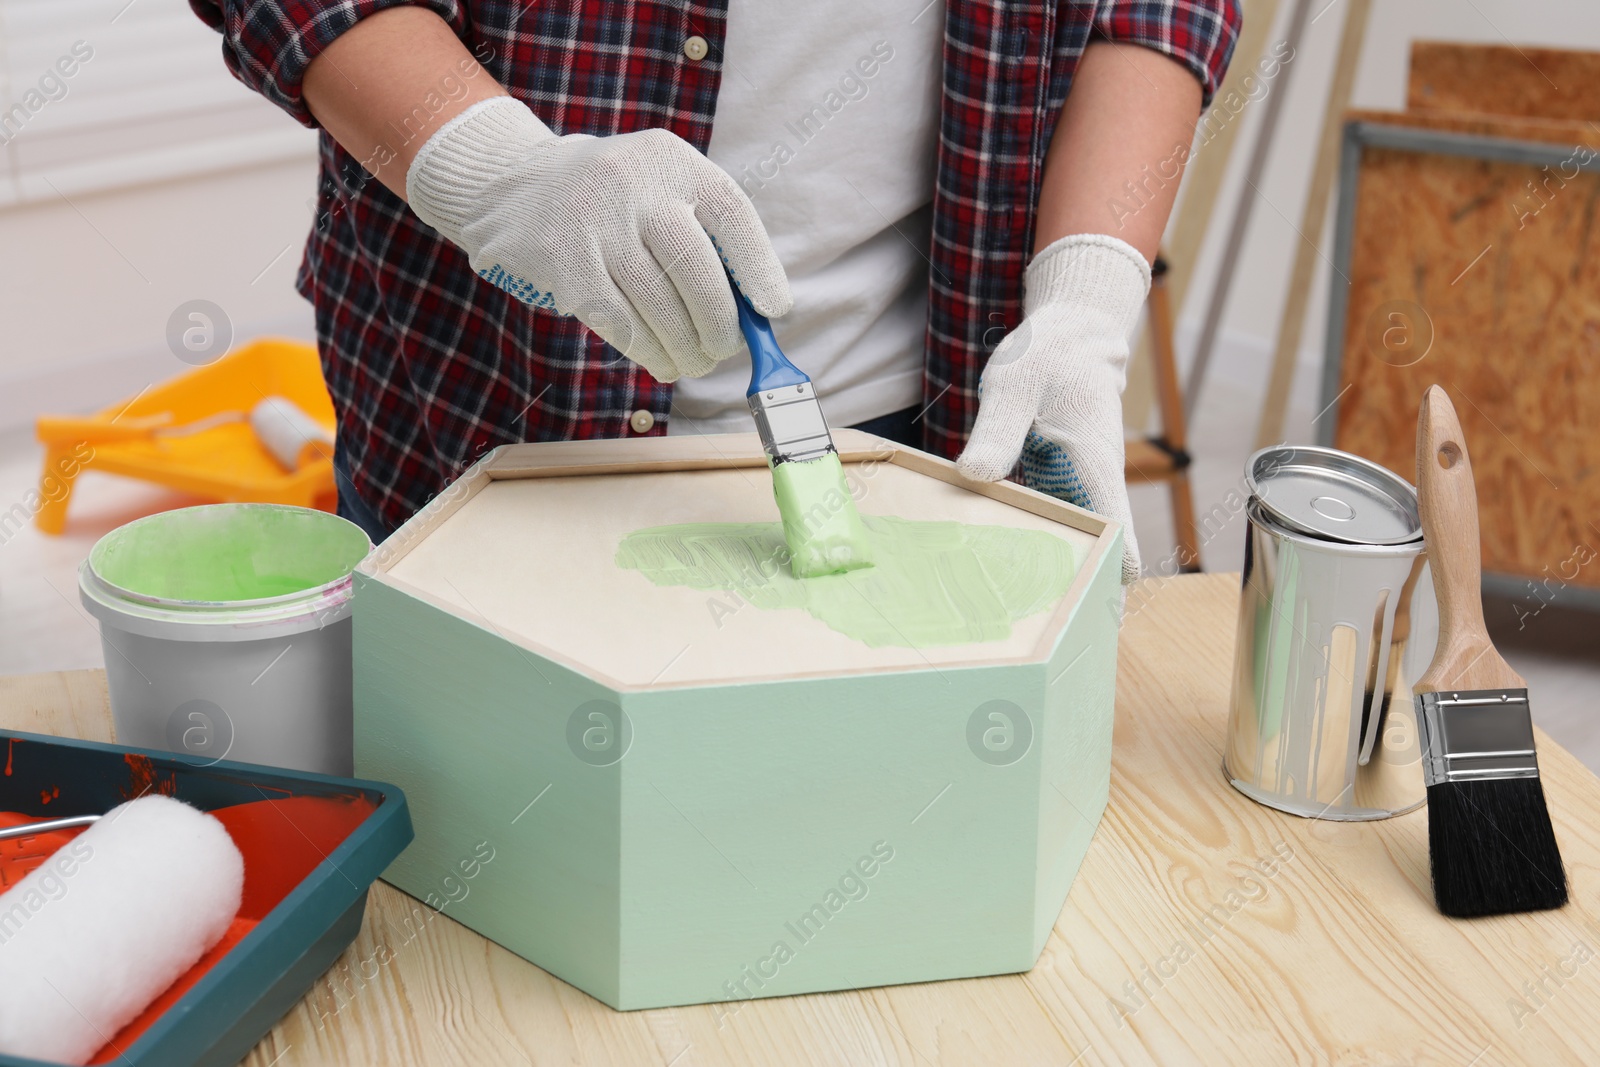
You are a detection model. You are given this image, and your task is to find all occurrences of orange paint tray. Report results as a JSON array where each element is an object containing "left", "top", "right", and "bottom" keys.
[{"left": 31, "top": 338, "right": 338, "bottom": 535}]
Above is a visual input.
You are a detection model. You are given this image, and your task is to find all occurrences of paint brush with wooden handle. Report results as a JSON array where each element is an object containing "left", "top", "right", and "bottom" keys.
[{"left": 1413, "top": 384, "right": 1567, "bottom": 917}]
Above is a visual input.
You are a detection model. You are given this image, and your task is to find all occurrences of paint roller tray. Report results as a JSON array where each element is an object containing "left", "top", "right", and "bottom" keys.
[{"left": 0, "top": 730, "right": 413, "bottom": 1067}]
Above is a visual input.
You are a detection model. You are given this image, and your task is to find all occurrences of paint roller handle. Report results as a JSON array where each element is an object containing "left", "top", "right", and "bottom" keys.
[
  {"left": 0, "top": 814, "right": 100, "bottom": 841},
  {"left": 35, "top": 414, "right": 172, "bottom": 445},
  {"left": 729, "top": 267, "right": 808, "bottom": 397}
]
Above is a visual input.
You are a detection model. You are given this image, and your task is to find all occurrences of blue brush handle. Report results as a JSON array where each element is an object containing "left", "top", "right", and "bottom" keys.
[{"left": 730, "top": 274, "right": 810, "bottom": 397}]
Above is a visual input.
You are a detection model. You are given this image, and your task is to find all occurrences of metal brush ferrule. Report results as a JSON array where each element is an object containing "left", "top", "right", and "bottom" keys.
[
  {"left": 1416, "top": 688, "right": 1538, "bottom": 788},
  {"left": 748, "top": 384, "right": 836, "bottom": 466}
]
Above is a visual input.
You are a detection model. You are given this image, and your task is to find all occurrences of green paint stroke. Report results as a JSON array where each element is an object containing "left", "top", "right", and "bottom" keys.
[
  {"left": 770, "top": 453, "right": 873, "bottom": 577},
  {"left": 615, "top": 516, "right": 1078, "bottom": 648}
]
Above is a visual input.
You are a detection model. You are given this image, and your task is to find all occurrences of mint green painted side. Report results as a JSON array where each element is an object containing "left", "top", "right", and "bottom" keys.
[
  {"left": 618, "top": 665, "right": 1042, "bottom": 1009},
  {"left": 353, "top": 575, "right": 623, "bottom": 1004},
  {"left": 352, "top": 531, "right": 1121, "bottom": 1011},
  {"left": 1031, "top": 527, "right": 1123, "bottom": 955}
]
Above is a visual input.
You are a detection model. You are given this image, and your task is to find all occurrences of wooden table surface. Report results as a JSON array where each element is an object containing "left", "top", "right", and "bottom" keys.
[{"left": 5, "top": 573, "right": 1599, "bottom": 1066}]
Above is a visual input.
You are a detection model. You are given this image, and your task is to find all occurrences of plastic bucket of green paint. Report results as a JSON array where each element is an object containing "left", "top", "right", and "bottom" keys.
[{"left": 78, "top": 504, "right": 371, "bottom": 776}]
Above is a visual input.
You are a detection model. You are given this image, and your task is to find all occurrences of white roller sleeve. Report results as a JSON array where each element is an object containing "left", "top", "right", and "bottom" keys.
[
  {"left": 251, "top": 397, "right": 334, "bottom": 471},
  {"left": 0, "top": 796, "right": 244, "bottom": 1066}
]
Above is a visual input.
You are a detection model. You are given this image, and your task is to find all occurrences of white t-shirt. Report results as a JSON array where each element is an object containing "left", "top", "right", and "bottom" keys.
[{"left": 667, "top": 2, "right": 945, "bottom": 435}]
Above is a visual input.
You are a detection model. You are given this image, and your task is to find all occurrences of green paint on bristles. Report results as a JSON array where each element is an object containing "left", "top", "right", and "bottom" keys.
[{"left": 769, "top": 453, "right": 873, "bottom": 578}]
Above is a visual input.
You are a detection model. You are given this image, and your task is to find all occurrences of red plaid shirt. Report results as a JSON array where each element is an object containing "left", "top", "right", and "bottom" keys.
[{"left": 191, "top": 0, "right": 1238, "bottom": 531}]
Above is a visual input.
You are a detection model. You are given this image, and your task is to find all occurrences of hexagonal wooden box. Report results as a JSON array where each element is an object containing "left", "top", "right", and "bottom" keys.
[{"left": 352, "top": 430, "right": 1123, "bottom": 1010}]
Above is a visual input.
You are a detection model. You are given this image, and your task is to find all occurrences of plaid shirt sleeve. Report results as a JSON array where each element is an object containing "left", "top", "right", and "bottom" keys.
[
  {"left": 188, "top": 0, "right": 467, "bottom": 127},
  {"left": 1092, "top": 0, "right": 1241, "bottom": 107}
]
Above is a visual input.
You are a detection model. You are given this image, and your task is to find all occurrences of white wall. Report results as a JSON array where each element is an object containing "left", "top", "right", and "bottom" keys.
[
  {"left": 0, "top": 0, "right": 318, "bottom": 431},
  {"left": 0, "top": 154, "right": 318, "bottom": 428}
]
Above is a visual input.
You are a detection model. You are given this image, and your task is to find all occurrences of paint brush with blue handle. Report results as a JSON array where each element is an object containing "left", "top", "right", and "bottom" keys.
[{"left": 730, "top": 276, "right": 873, "bottom": 578}]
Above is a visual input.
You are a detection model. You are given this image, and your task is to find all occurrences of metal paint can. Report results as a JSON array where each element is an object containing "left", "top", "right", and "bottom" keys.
[{"left": 1223, "top": 447, "right": 1437, "bottom": 820}]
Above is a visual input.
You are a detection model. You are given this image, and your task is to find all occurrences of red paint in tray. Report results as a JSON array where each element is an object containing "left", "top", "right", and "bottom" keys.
[{"left": 0, "top": 790, "right": 376, "bottom": 1064}]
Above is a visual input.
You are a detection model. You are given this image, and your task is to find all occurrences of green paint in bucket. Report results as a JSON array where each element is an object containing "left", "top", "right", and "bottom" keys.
[
  {"left": 89, "top": 503, "right": 371, "bottom": 604},
  {"left": 79, "top": 504, "right": 372, "bottom": 776}
]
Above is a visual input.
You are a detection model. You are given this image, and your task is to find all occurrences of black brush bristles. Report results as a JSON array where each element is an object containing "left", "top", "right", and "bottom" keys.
[{"left": 1428, "top": 777, "right": 1568, "bottom": 918}]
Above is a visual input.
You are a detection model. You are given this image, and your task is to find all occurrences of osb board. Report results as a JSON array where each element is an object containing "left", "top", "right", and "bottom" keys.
[
  {"left": 1408, "top": 41, "right": 1600, "bottom": 121},
  {"left": 384, "top": 459, "right": 1101, "bottom": 688},
  {"left": 1333, "top": 111, "right": 1600, "bottom": 588}
]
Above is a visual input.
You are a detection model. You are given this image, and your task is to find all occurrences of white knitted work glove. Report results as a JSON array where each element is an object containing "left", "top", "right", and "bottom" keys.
[
  {"left": 957, "top": 234, "right": 1151, "bottom": 584},
  {"left": 406, "top": 96, "right": 791, "bottom": 382}
]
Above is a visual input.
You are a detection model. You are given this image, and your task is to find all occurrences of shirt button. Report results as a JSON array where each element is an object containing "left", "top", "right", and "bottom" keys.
[
  {"left": 629, "top": 409, "right": 656, "bottom": 434},
  {"left": 683, "top": 35, "right": 709, "bottom": 61}
]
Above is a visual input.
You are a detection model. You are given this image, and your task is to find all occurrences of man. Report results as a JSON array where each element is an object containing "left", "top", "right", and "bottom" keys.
[{"left": 192, "top": 1, "right": 1238, "bottom": 583}]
